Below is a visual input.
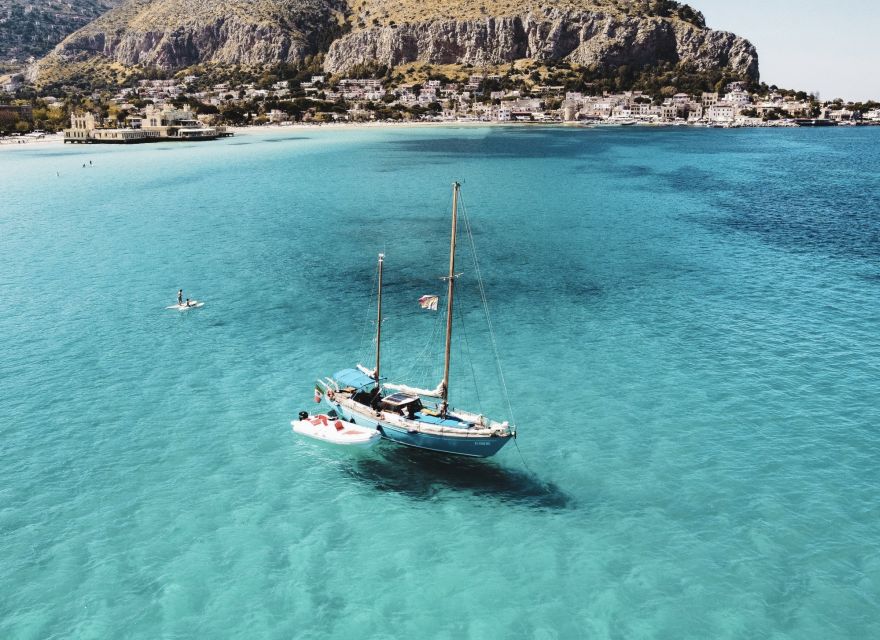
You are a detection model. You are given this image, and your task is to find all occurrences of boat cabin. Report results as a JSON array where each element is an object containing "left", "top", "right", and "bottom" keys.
[
  {"left": 332, "top": 368, "right": 382, "bottom": 406},
  {"left": 380, "top": 392, "right": 423, "bottom": 418}
]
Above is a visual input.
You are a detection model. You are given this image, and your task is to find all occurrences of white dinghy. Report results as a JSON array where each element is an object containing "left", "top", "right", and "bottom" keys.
[{"left": 291, "top": 413, "right": 380, "bottom": 448}]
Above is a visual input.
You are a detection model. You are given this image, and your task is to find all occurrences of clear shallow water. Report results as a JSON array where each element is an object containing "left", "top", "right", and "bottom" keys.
[{"left": 2, "top": 126, "right": 879, "bottom": 639}]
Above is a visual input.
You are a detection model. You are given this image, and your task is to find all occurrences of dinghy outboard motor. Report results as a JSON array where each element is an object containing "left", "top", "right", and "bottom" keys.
[{"left": 298, "top": 411, "right": 309, "bottom": 421}]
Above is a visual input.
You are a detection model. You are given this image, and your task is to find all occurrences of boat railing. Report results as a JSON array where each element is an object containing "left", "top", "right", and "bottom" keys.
[{"left": 382, "top": 412, "right": 512, "bottom": 438}]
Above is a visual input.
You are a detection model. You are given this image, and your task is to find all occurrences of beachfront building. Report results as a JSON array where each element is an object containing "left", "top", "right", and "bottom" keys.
[
  {"left": 826, "top": 108, "right": 856, "bottom": 122},
  {"left": 64, "top": 106, "right": 229, "bottom": 144},
  {"left": 706, "top": 103, "right": 735, "bottom": 122},
  {"left": 64, "top": 112, "right": 158, "bottom": 143},
  {"left": 142, "top": 104, "right": 227, "bottom": 139}
]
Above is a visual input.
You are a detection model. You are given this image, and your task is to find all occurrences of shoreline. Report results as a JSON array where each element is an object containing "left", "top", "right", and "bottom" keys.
[{"left": 1, "top": 119, "right": 873, "bottom": 153}]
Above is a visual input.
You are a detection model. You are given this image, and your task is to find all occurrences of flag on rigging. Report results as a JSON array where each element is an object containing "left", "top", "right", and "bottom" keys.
[{"left": 418, "top": 295, "right": 439, "bottom": 311}]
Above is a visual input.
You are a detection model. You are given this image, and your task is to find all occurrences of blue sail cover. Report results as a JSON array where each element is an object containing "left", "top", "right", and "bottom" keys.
[{"left": 333, "top": 368, "right": 376, "bottom": 391}]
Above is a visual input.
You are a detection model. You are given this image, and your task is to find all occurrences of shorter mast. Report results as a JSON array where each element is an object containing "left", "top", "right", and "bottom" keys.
[
  {"left": 375, "top": 253, "right": 384, "bottom": 389},
  {"left": 440, "top": 182, "right": 460, "bottom": 411}
]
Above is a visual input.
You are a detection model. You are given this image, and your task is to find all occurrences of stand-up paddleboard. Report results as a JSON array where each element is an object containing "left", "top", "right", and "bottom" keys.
[
  {"left": 166, "top": 301, "right": 204, "bottom": 311},
  {"left": 291, "top": 413, "right": 380, "bottom": 448}
]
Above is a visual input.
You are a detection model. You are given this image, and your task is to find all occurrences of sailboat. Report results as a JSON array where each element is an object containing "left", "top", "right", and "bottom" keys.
[{"left": 312, "top": 182, "right": 517, "bottom": 458}]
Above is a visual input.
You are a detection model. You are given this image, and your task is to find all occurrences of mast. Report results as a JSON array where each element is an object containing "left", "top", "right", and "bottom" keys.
[
  {"left": 375, "top": 253, "right": 384, "bottom": 389},
  {"left": 440, "top": 182, "right": 459, "bottom": 410}
]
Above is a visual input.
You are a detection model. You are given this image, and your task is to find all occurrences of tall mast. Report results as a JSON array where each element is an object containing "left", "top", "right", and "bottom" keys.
[
  {"left": 375, "top": 253, "right": 384, "bottom": 389},
  {"left": 441, "top": 182, "right": 459, "bottom": 409}
]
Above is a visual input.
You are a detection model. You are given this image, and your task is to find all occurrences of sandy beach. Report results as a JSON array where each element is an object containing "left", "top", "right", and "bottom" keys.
[
  {"left": 0, "top": 132, "right": 66, "bottom": 149},
  {"left": 0, "top": 120, "right": 549, "bottom": 153}
]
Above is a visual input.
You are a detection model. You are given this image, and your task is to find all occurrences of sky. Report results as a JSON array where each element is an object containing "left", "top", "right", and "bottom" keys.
[{"left": 694, "top": 0, "right": 879, "bottom": 101}]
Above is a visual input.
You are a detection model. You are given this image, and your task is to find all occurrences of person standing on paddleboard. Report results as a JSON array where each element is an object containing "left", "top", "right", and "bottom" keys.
[{"left": 178, "top": 289, "right": 183, "bottom": 305}]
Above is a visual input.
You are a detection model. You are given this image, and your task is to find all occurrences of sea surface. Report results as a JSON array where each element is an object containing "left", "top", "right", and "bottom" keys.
[{"left": 2, "top": 125, "right": 879, "bottom": 639}]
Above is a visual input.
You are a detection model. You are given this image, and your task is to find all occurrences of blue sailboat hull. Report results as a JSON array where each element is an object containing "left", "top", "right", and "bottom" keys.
[
  {"left": 329, "top": 401, "right": 513, "bottom": 458},
  {"left": 376, "top": 423, "right": 512, "bottom": 458}
]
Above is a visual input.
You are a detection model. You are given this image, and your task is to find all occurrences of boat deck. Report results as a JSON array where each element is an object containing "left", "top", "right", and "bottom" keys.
[{"left": 414, "top": 412, "right": 473, "bottom": 429}]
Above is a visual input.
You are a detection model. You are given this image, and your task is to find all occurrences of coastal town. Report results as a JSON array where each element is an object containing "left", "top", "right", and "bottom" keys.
[{"left": 2, "top": 71, "right": 880, "bottom": 141}]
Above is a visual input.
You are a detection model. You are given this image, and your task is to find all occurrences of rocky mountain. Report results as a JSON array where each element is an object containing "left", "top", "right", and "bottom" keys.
[
  {"left": 43, "top": 0, "right": 348, "bottom": 69},
  {"left": 0, "top": 0, "right": 122, "bottom": 65},
  {"left": 325, "top": 8, "right": 757, "bottom": 78},
  {"left": 33, "top": 0, "right": 758, "bottom": 86}
]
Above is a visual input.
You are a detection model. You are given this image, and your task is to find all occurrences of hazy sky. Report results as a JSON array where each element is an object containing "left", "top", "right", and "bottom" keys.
[{"left": 694, "top": 0, "right": 878, "bottom": 101}]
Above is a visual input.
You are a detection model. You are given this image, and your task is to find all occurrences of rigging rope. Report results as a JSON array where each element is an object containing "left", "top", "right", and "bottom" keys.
[
  {"left": 456, "top": 297, "right": 484, "bottom": 416},
  {"left": 400, "top": 305, "right": 444, "bottom": 385},
  {"left": 458, "top": 192, "right": 518, "bottom": 427},
  {"left": 357, "top": 259, "right": 380, "bottom": 366}
]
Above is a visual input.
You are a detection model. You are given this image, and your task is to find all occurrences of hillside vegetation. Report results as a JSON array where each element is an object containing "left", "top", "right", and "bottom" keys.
[
  {"left": 0, "top": 0, "right": 122, "bottom": 65},
  {"left": 31, "top": 0, "right": 756, "bottom": 90},
  {"left": 345, "top": 0, "right": 706, "bottom": 28}
]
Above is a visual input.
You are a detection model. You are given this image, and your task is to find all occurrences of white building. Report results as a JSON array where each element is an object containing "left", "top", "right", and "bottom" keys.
[
  {"left": 706, "top": 103, "right": 735, "bottom": 121},
  {"left": 726, "top": 90, "right": 751, "bottom": 106}
]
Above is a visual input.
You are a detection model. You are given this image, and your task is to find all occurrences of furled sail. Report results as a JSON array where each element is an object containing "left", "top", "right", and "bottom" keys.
[
  {"left": 383, "top": 381, "right": 446, "bottom": 398},
  {"left": 356, "top": 363, "right": 377, "bottom": 379}
]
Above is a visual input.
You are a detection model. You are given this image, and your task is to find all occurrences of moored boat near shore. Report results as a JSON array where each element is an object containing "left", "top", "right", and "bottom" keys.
[{"left": 311, "top": 183, "right": 517, "bottom": 459}]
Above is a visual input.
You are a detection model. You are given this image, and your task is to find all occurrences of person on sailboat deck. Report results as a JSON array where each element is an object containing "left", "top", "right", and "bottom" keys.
[
  {"left": 178, "top": 289, "right": 183, "bottom": 305},
  {"left": 369, "top": 388, "right": 382, "bottom": 411}
]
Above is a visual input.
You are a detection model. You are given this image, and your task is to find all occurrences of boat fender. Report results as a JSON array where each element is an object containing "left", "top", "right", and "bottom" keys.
[
  {"left": 334, "top": 421, "right": 345, "bottom": 432},
  {"left": 298, "top": 411, "right": 309, "bottom": 421}
]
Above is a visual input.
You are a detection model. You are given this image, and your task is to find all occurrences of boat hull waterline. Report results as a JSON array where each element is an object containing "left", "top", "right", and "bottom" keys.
[{"left": 323, "top": 395, "right": 513, "bottom": 458}]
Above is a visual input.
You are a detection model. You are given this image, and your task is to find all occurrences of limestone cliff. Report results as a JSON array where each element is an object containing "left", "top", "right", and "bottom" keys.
[
  {"left": 325, "top": 10, "right": 757, "bottom": 79},
  {"left": 43, "top": 0, "right": 347, "bottom": 71},
  {"left": 0, "top": 0, "right": 123, "bottom": 64},
  {"left": 34, "top": 0, "right": 758, "bottom": 86}
]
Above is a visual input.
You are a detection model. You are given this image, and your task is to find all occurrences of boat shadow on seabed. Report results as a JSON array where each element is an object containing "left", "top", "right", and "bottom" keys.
[{"left": 341, "top": 445, "right": 573, "bottom": 510}]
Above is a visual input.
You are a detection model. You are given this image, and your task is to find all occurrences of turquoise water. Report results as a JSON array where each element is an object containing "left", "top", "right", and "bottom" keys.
[{"left": 2, "top": 126, "right": 879, "bottom": 638}]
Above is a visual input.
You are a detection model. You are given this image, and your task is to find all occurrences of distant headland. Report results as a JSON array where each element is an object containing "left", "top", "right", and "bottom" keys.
[{"left": 0, "top": 1, "right": 876, "bottom": 136}]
